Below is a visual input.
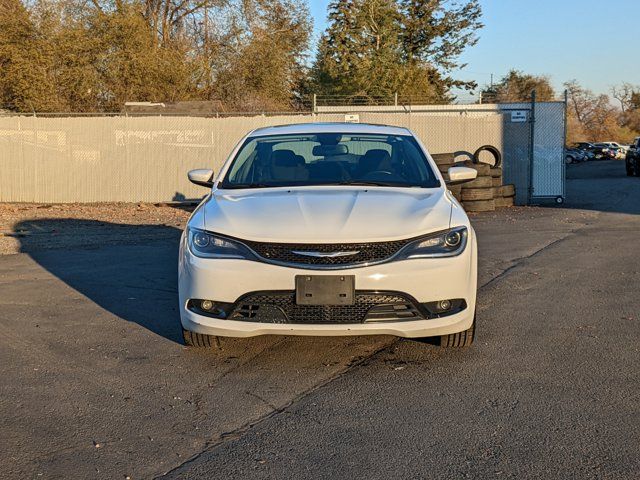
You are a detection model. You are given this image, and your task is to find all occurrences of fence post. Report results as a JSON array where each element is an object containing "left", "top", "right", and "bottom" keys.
[
  {"left": 528, "top": 90, "right": 537, "bottom": 204},
  {"left": 562, "top": 89, "right": 569, "bottom": 199},
  {"left": 563, "top": 89, "right": 568, "bottom": 145}
]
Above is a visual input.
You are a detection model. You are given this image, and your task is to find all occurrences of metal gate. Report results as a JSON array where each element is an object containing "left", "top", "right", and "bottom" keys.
[
  {"left": 530, "top": 101, "right": 566, "bottom": 202},
  {"left": 498, "top": 100, "right": 566, "bottom": 204}
]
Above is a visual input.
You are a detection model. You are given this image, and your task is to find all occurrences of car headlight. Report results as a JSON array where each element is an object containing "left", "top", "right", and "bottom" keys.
[
  {"left": 187, "top": 228, "right": 256, "bottom": 260},
  {"left": 396, "top": 227, "right": 468, "bottom": 259}
]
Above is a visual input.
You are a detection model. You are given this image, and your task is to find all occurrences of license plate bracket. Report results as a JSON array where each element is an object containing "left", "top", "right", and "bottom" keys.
[{"left": 295, "top": 275, "right": 355, "bottom": 306}]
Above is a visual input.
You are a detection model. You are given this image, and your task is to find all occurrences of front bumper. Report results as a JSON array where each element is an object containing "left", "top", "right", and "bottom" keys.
[{"left": 178, "top": 229, "right": 477, "bottom": 338}]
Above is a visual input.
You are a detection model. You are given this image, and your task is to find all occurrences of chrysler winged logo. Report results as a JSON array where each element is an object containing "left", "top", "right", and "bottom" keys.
[{"left": 291, "top": 250, "right": 360, "bottom": 258}]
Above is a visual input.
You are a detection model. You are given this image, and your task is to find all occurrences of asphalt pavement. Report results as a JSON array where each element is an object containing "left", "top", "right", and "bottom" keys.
[{"left": 1, "top": 160, "right": 638, "bottom": 479}]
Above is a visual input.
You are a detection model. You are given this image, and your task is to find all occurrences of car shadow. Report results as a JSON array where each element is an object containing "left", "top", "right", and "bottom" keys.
[
  {"left": 14, "top": 219, "right": 185, "bottom": 344},
  {"left": 11, "top": 218, "right": 413, "bottom": 364}
]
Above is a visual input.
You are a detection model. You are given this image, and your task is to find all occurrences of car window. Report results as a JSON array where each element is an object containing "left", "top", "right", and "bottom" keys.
[{"left": 220, "top": 133, "right": 440, "bottom": 189}]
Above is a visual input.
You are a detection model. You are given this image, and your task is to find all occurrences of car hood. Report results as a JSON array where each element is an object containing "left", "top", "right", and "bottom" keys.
[{"left": 200, "top": 187, "right": 453, "bottom": 243}]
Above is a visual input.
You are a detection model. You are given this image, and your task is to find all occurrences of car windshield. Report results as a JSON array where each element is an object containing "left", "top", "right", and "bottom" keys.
[{"left": 220, "top": 133, "right": 440, "bottom": 189}]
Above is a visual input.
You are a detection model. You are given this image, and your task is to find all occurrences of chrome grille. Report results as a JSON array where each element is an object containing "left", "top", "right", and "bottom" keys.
[{"left": 242, "top": 238, "right": 415, "bottom": 267}]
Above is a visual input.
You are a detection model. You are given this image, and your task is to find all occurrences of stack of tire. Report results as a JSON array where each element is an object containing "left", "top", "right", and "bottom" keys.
[
  {"left": 492, "top": 169, "right": 515, "bottom": 209},
  {"left": 432, "top": 146, "right": 515, "bottom": 213}
]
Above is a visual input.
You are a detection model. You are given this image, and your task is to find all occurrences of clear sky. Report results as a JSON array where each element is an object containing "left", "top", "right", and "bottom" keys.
[{"left": 309, "top": 0, "right": 640, "bottom": 96}]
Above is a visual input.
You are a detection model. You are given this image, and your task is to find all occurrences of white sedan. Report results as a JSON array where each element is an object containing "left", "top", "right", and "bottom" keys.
[{"left": 179, "top": 123, "right": 479, "bottom": 347}]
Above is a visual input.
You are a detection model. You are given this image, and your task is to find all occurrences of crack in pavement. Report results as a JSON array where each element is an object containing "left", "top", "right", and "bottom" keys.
[
  {"left": 480, "top": 231, "right": 578, "bottom": 289},
  {"left": 154, "top": 345, "right": 392, "bottom": 479}
]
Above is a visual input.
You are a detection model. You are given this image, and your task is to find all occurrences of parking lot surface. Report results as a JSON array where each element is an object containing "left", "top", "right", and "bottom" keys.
[{"left": 1, "top": 160, "right": 639, "bottom": 479}]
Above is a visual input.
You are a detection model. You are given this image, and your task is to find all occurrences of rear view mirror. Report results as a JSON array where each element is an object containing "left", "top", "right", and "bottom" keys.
[
  {"left": 312, "top": 144, "right": 348, "bottom": 156},
  {"left": 446, "top": 166, "right": 478, "bottom": 185},
  {"left": 188, "top": 169, "right": 215, "bottom": 188}
]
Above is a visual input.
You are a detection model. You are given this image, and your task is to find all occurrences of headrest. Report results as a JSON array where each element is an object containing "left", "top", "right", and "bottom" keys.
[
  {"left": 312, "top": 144, "right": 348, "bottom": 157},
  {"left": 362, "top": 149, "right": 391, "bottom": 163},
  {"left": 272, "top": 150, "right": 302, "bottom": 167}
]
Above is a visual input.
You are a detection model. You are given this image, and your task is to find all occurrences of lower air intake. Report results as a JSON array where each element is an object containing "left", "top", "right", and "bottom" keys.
[{"left": 228, "top": 291, "right": 425, "bottom": 324}]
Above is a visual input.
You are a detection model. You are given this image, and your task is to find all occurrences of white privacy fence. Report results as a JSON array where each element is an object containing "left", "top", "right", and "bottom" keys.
[{"left": 0, "top": 104, "right": 563, "bottom": 203}]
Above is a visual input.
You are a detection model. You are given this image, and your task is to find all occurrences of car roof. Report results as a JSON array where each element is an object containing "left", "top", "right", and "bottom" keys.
[{"left": 248, "top": 122, "right": 413, "bottom": 137}]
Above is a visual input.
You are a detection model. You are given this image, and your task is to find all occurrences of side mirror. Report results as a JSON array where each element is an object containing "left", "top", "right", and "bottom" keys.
[
  {"left": 446, "top": 166, "right": 478, "bottom": 185},
  {"left": 188, "top": 169, "right": 214, "bottom": 188}
]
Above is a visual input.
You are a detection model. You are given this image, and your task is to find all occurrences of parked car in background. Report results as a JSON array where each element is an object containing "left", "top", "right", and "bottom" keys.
[
  {"left": 565, "top": 147, "right": 587, "bottom": 164},
  {"left": 180, "top": 123, "right": 480, "bottom": 347},
  {"left": 573, "top": 142, "right": 608, "bottom": 160},
  {"left": 626, "top": 137, "right": 640, "bottom": 176},
  {"left": 602, "top": 142, "right": 628, "bottom": 154},
  {"left": 592, "top": 143, "right": 617, "bottom": 159},
  {"left": 599, "top": 142, "right": 627, "bottom": 159}
]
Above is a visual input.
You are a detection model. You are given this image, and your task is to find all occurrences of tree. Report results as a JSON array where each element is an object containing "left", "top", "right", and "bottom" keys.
[
  {"left": 565, "top": 80, "right": 638, "bottom": 144},
  {"left": 211, "top": 0, "right": 312, "bottom": 111},
  {"left": 312, "top": 0, "right": 482, "bottom": 103},
  {"left": 621, "top": 92, "right": 640, "bottom": 136},
  {"left": 312, "top": 0, "right": 395, "bottom": 98},
  {"left": 611, "top": 82, "right": 639, "bottom": 113},
  {"left": 88, "top": 5, "right": 199, "bottom": 109},
  {"left": 0, "top": 0, "right": 59, "bottom": 111},
  {"left": 622, "top": 109, "right": 640, "bottom": 138},
  {"left": 0, "top": 0, "right": 312, "bottom": 112},
  {"left": 400, "top": 0, "right": 482, "bottom": 79},
  {"left": 611, "top": 82, "right": 640, "bottom": 136},
  {"left": 481, "top": 70, "right": 555, "bottom": 103}
]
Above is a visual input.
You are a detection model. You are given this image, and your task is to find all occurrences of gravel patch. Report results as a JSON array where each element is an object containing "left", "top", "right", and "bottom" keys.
[{"left": 0, "top": 202, "right": 193, "bottom": 255}]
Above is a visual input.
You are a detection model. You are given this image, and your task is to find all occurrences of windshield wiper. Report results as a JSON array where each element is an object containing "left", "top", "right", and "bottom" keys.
[
  {"left": 222, "top": 183, "right": 273, "bottom": 189},
  {"left": 331, "top": 181, "right": 416, "bottom": 188},
  {"left": 222, "top": 181, "right": 427, "bottom": 189}
]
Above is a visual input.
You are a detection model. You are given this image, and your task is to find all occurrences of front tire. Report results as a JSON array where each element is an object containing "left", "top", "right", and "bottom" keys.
[
  {"left": 439, "top": 316, "right": 475, "bottom": 347},
  {"left": 415, "top": 315, "right": 476, "bottom": 347},
  {"left": 183, "top": 328, "right": 221, "bottom": 348}
]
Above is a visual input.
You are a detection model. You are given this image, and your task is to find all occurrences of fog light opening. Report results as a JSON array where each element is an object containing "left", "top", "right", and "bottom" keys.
[
  {"left": 437, "top": 300, "right": 452, "bottom": 311},
  {"left": 188, "top": 299, "right": 234, "bottom": 319},
  {"left": 201, "top": 300, "right": 214, "bottom": 311},
  {"left": 422, "top": 299, "right": 466, "bottom": 318}
]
